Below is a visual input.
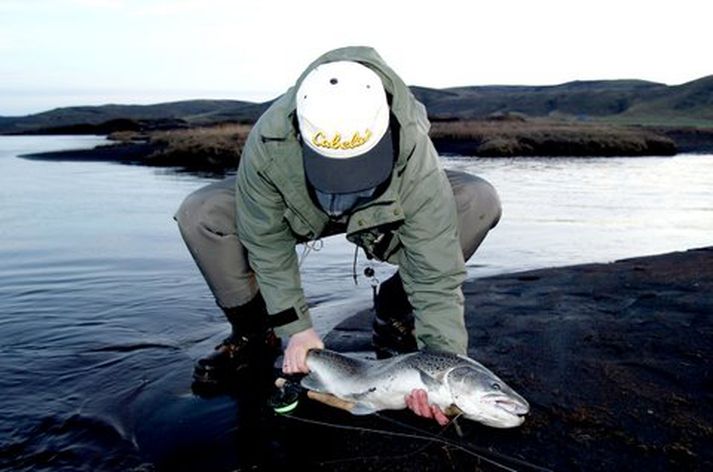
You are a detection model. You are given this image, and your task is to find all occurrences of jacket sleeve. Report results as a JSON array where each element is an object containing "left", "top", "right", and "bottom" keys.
[
  {"left": 396, "top": 134, "right": 468, "bottom": 354},
  {"left": 235, "top": 132, "right": 312, "bottom": 337}
]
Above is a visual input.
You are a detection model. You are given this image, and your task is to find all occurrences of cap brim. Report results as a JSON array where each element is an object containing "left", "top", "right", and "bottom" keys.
[{"left": 303, "top": 128, "right": 394, "bottom": 193}]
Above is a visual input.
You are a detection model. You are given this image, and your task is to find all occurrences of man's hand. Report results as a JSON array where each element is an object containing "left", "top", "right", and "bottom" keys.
[
  {"left": 282, "top": 328, "right": 324, "bottom": 374},
  {"left": 405, "top": 389, "right": 449, "bottom": 426}
]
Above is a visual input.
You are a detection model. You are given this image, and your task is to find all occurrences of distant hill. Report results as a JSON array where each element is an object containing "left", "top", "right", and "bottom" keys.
[
  {"left": 616, "top": 75, "right": 713, "bottom": 124},
  {"left": 1, "top": 75, "right": 712, "bottom": 134},
  {"left": 0, "top": 99, "right": 271, "bottom": 134},
  {"left": 412, "top": 75, "right": 713, "bottom": 126},
  {"left": 411, "top": 80, "right": 664, "bottom": 119}
]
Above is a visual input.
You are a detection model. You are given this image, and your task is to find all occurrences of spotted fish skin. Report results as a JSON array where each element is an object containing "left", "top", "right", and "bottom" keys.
[{"left": 301, "top": 349, "right": 530, "bottom": 428}]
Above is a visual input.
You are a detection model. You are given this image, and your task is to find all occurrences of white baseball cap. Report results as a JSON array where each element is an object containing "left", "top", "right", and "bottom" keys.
[{"left": 296, "top": 61, "right": 394, "bottom": 193}]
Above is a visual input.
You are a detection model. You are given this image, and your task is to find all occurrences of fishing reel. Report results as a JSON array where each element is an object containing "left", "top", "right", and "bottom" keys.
[
  {"left": 270, "top": 375, "right": 358, "bottom": 415},
  {"left": 269, "top": 377, "right": 303, "bottom": 414}
]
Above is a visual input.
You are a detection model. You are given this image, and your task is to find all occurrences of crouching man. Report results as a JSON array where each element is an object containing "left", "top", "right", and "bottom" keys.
[{"left": 175, "top": 46, "right": 501, "bottom": 424}]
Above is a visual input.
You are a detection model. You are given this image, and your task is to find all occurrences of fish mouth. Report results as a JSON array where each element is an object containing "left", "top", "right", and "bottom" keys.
[{"left": 494, "top": 398, "right": 530, "bottom": 417}]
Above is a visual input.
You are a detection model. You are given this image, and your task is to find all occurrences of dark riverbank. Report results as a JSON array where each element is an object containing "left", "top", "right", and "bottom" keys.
[
  {"left": 429, "top": 119, "right": 676, "bottom": 157},
  {"left": 20, "top": 124, "right": 249, "bottom": 174},
  {"left": 651, "top": 126, "right": 713, "bottom": 153},
  {"left": 277, "top": 247, "right": 712, "bottom": 471}
]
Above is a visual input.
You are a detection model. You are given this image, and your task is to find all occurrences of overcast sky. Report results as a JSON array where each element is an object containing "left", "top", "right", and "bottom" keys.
[{"left": 1, "top": 0, "right": 711, "bottom": 116}]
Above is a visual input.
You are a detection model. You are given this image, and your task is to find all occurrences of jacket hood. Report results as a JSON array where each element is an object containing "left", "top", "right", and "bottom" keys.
[{"left": 257, "top": 46, "right": 431, "bottom": 159}]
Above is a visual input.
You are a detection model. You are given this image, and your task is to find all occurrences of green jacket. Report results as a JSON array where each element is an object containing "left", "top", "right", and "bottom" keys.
[{"left": 235, "top": 46, "right": 467, "bottom": 354}]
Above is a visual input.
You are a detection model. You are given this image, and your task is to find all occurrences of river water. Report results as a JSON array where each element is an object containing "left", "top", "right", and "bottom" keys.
[{"left": 0, "top": 135, "right": 711, "bottom": 471}]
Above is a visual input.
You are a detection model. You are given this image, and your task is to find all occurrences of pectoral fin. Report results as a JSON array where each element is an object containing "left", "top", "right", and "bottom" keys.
[
  {"left": 301, "top": 373, "right": 328, "bottom": 393},
  {"left": 417, "top": 368, "right": 442, "bottom": 389}
]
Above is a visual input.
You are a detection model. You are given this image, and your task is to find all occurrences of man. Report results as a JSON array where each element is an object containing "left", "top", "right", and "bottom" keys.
[{"left": 175, "top": 46, "right": 501, "bottom": 424}]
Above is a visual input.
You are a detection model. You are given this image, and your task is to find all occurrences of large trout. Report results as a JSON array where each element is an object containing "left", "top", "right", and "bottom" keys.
[{"left": 302, "top": 349, "right": 530, "bottom": 428}]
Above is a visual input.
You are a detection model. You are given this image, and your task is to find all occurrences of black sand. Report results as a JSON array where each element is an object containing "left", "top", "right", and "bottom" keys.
[{"left": 267, "top": 247, "right": 713, "bottom": 471}]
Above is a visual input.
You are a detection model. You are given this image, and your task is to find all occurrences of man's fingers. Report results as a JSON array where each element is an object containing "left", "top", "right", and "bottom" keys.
[
  {"left": 283, "top": 349, "right": 302, "bottom": 374},
  {"left": 409, "top": 391, "right": 419, "bottom": 415},
  {"left": 417, "top": 391, "right": 434, "bottom": 418},
  {"left": 406, "top": 391, "right": 420, "bottom": 416},
  {"left": 419, "top": 390, "right": 430, "bottom": 417},
  {"left": 405, "top": 394, "right": 413, "bottom": 412},
  {"left": 295, "top": 354, "right": 308, "bottom": 373},
  {"left": 414, "top": 396, "right": 427, "bottom": 417},
  {"left": 288, "top": 348, "right": 308, "bottom": 374},
  {"left": 432, "top": 405, "right": 449, "bottom": 426},
  {"left": 405, "top": 389, "right": 450, "bottom": 425},
  {"left": 283, "top": 328, "right": 323, "bottom": 374},
  {"left": 409, "top": 389, "right": 430, "bottom": 418}
]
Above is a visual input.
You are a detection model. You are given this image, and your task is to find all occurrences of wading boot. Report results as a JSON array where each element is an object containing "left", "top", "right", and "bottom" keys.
[
  {"left": 192, "top": 293, "right": 281, "bottom": 393},
  {"left": 372, "top": 273, "right": 418, "bottom": 359}
]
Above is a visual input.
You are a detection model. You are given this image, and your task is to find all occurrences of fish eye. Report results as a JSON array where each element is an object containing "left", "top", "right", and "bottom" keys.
[{"left": 491, "top": 382, "right": 502, "bottom": 391}]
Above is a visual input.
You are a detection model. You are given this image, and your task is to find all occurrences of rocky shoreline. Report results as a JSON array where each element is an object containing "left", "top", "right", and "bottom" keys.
[{"left": 259, "top": 247, "right": 712, "bottom": 471}]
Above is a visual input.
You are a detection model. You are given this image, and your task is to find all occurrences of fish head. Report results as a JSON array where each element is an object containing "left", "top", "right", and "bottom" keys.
[{"left": 446, "top": 365, "right": 530, "bottom": 428}]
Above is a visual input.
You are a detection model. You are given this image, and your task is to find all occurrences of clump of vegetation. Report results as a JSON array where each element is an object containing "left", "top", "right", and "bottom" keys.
[
  {"left": 134, "top": 119, "right": 676, "bottom": 173},
  {"left": 145, "top": 123, "right": 252, "bottom": 170},
  {"left": 430, "top": 119, "right": 676, "bottom": 156}
]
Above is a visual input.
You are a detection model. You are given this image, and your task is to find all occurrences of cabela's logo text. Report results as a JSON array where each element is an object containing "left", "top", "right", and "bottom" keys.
[{"left": 312, "top": 130, "right": 372, "bottom": 151}]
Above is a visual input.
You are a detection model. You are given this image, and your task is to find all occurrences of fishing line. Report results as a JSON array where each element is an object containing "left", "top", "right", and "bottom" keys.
[
  {"left": 315, "top": 434, "right": 462, "bottom": 469},
  {"left": 373, "top": 412, "right": 552, "bottom": 472},
  {"left": 371, "top": 411, "right": 467, "bottom": 462},
  {"left": 281, "top": 412, "right": 515, "bottom": 471},
  {"left": 277, "top": 412, "right": 548, "bottom": 472}
]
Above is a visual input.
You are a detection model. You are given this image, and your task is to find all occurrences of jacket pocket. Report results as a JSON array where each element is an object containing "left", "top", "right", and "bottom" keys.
[
  {"left": 349, "top": 222, "right": 403, "bottom": 262},
  {"left": 283, "top": 207, "right": 315, "bottom": 242},
  {"left": 372, "top": 221, "right": 403, "bottom": 261},
  {"left": 381, "top": 230, "right": 402, "bottom": 263}
]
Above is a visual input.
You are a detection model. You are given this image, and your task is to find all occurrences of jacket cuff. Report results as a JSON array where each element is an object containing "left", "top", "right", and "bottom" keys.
[{"left": 270, "top": 302, "right": 313, "bottom": 338}]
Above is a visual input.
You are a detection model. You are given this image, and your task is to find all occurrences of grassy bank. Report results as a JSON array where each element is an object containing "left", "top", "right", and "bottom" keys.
[
  {"left": 23, "top": 117, "right": 691, "bottom": 174},
  {"left": 110, "top": 118, "right": 676, "bottom": 172},
  {"left": 429, "top": 118, "right": 676, "bottom": 157},
  {"left": 102, "top": 123, "right": 251, "bottom": 172},
  {"left": 141, "top": 123, "right": 251, "bottom": 171}
]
